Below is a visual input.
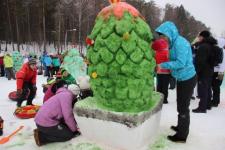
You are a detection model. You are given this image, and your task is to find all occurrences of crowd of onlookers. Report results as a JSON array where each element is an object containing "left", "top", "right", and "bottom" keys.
[
  {"left": 0, "top": 51, "right": 62, "bottom": 80},
  {"left": 152, "top": 21, "right": 225, "bottom": 143}
]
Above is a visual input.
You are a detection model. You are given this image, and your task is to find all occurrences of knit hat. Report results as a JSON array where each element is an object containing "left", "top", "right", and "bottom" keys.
[
  {"left": 199, "top": 30, "right": 211, "bottom": 38},
  {"left": 68, "top": 84, "right": 80, "bottom": 95},
  {"left": 28, "top": 58, "right": 37, "bottom": 65},
  {"left": 76, "top": 76, "right": 90, "bottom": 90}
]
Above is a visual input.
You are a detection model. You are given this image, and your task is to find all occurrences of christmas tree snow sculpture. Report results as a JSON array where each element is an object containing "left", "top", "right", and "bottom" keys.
[
  {"left": 60, "top": 48, "right": 87, "bottom": 82},
  {"left": 86, "top": 0, "right": 156, "bottom": 112}
]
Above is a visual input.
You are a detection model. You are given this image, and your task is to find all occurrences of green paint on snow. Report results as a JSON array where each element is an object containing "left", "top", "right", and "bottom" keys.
[
  {"left": 149, "top": 135, "right": 170, "bottom": 150},
  {"left": 73, "top": 143, "right": 102, "bottom": 150},
  {"left": 4, "top": 142, "right": 26, "bottom": 149}
]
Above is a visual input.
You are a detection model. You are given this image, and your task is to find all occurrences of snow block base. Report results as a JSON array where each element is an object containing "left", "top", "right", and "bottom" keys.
[{"left": 74, "top": 92, "right": 163, "bottom": 150}]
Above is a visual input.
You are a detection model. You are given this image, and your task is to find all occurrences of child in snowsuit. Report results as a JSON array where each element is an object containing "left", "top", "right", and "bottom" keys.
[
  {"left": 16, "top": 58, "right": 37, "bottom": 107},
  {"left": 152, "top": 38, "right": 170, "bottom": 104}
]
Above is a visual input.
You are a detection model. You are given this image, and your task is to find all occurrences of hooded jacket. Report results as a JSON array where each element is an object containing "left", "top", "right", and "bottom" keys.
[
  {"left": 52, "top": 56, "right": 61, "bottom": 67},
  {"left": 152, "top": 38, "right": 170, "bottom": 74},
  {"left": 35, "top": 87, "right": 77, "bottom": 132},
  {"left": 155, "top": 21, "right": 196, "bottom": 81},
  {"left": 195, "top": 36, "right": 216, "bottom": 77},
  {"left": 16, "top": 62, "right": 37, "bottom": 90},
  {"left": 3, "top": 55, "right": 13, "bottom": 68},
  {"left": 42, "top": 55, "right": 52, "bottom": 67}
]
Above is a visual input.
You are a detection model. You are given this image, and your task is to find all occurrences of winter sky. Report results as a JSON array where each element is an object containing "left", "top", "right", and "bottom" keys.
[{"left": 148, "top": 0, "right": 225, "bottom": 37}]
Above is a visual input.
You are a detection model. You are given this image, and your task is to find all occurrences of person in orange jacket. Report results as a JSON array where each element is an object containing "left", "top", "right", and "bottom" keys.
[{"left": 16, "top": 58, "right": 37, "bottom": 107}]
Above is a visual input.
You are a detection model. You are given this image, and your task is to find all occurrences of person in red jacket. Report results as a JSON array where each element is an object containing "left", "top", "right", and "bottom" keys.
[
  {"left": 152, "top": 38, "right": 171, "bottom": 104},
  {"left": 0, "top": 54, "right": 4, "bottom": 77},
  {"left": 16, "top": 58, "right": 37, "bottom": 107}
]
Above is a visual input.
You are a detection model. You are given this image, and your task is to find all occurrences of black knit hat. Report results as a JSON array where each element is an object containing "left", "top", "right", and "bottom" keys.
[
  {"left": 28, "top": 58, "right": 37, "bottom": 65},
  {"left": 199, "top": 30, "right": 211, "bottom": 38}
]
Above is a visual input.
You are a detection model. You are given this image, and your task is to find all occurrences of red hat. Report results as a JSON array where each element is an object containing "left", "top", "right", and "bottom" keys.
[{"left": 151, "top": 38, "right": 169, "bottom": 51}]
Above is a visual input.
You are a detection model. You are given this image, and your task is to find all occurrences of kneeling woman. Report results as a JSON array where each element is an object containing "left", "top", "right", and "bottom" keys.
[{"left": 34, "top": 84, "right": 80, "bottom": 146}]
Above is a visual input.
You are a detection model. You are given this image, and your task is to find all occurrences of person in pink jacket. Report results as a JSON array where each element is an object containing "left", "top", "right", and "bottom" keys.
[
  {"left": 43, "top": 80, "right": 66, "bottom": 103},
  {"left": 34, "top": 86, "right": 80, "bottom": 146}
]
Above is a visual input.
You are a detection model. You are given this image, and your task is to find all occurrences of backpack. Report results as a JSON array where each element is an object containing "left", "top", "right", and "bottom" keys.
[{"left": 210, "top": 45, "right": 223, "bottom": 67}]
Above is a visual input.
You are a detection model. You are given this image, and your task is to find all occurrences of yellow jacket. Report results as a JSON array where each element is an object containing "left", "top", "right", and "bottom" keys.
[{"left": 3, "top": 55, "right": 14, "bottom": 68}]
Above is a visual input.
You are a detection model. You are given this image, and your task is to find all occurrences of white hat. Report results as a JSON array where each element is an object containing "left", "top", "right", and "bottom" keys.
[
  {"left": 76, "top": 75, "right": 90, "bottom": 90},
  {"left": 68, "top": 84, "right": 80, "bottom": 95}
]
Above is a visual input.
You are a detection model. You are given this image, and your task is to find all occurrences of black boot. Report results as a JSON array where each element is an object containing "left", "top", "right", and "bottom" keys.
[
  {"left": 211, "top": 101, "right": 219, "bottom": 107},
  {"left": 26, "top": 99, "right": 34, "bottom": 106},
  {"left": 17, "top": 99, "right": 23, "bottom": 107},
  {"left": 170, "top": 125, "right": 178, "bottom": 132},
  {"left": 167, "top": 134, "right": 186, "bottom": 143},
  {"left": 163, "top": 100, "right": 168, "bottom": 104},
  {"left": 192, "top": 108, "right": 206, "bottom": 113},
  {"left": 73, "top": 130, "right": 81, "bottom": 137},
  {"left": 207, "top": 105, "right": 211, "bottom": 110}
]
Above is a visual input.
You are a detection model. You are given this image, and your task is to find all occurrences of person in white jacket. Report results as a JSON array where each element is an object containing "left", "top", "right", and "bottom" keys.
[{"left": 211, "top": 37, "right": 225, "bottom": 107}]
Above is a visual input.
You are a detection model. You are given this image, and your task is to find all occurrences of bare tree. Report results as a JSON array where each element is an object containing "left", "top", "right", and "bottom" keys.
[
  {"left": 42, "top": 0, "right": 46, "bottom": 51},
  {"left": 72, "top": 0, "right": 91, "bottom": 53},
  {"left": 14, "top": 0, "right": 20, "bottom": 51},
  {"left": 6, "top": 0, "right": 14, "bottom": 51}
]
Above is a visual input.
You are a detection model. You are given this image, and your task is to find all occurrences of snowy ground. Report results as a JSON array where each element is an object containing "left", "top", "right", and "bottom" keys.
[{"left": 0, "top": 75, "right": 225, "bottom": 150}]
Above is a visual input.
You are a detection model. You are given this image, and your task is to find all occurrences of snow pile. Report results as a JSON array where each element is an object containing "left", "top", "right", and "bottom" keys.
[{"left": 0, "top": 76, "right": 225, "bottom": 150}]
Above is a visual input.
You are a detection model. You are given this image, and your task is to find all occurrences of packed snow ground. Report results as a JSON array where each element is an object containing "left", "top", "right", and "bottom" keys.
[{"left": 0, "top": 75, "right": 225, "bottom": 150}]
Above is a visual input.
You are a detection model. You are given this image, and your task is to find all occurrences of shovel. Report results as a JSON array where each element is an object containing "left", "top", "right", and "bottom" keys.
[{"left": 0, "top": 126, "right": 24, "bottom": 144}]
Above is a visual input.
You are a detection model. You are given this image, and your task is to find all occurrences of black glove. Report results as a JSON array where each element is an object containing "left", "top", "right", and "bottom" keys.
[
  {"left": 217, "top": 72, "right": 224, "bottom": 81},
  {"left": 16, "top": 89, "right": 23, "bottom": 96},
  {"left": 73, "top": 130, "right": 81, "bottom": 137}
]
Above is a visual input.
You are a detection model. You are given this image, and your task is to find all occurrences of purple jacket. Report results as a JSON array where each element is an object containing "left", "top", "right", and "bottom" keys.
[{"left": 35, "top": 87, "right": 77, "bottom": 132}]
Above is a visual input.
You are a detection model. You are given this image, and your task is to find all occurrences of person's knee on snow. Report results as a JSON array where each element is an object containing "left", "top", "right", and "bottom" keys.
[{"left": 34, "top": 86, "right": 80, "bottom": 146}]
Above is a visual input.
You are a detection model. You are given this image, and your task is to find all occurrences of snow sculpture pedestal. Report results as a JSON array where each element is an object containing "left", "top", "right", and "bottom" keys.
[{"left": 74, "top": 92, "right": 163, "bottom": 150}]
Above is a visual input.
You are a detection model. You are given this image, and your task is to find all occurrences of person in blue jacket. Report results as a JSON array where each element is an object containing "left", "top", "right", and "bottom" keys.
[
  {"left": 42, "top": 53, "right": 52, "bottom": 78},
  {"left": 156, "top": 21, "right": 196, "bottom": 143},
  {"left": 51, "top": 55, "right": 61, "bottom": 75}
]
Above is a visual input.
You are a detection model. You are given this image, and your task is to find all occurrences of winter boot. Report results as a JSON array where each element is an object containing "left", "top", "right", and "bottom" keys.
[
  {"left": 170, "top": 125, "right": 178, "bottom": 132},
  {"left": 34, "top": 129, "right": 42, "bottom": 146},
  {"left": 33, "top": 129, "right": 47, "bottom": 146},
  {"left": 167, "top": 134, "right": 186, "bottom": 143},
  {"left": 17, "top": 99, "right": 23, "bottom": 107}
]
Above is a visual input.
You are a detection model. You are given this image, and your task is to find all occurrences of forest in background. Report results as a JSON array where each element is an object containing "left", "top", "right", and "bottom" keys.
[{"left": 0, "top": 0, "right": 209, "bottom": 53}]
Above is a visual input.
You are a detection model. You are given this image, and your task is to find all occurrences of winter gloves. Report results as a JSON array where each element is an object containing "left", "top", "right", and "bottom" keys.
[{"left": 17, "top": 89, "right": 23, "bottom": 96}]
